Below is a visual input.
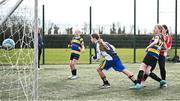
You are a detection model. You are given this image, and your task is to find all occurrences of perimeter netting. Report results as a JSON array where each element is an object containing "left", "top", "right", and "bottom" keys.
[{"left": 0, "top": 0, "right": 36, "bottom": 100}]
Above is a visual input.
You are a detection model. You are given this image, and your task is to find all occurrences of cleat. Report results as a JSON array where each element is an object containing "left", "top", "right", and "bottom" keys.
[
  {"left": 68, "top": 75, "right": 78, "bottom": 80},
  {"left": 100, "top": 84, "right": 111, "bottom": 89},
  {"left": 160, "top": 80, "right": 166, "bottom": 88},
  {"left": 163, "top": 84, "right": 167, "bottom": 87},
  {"left": 129, "top": 83, "right": 142, "bottom": 90}
]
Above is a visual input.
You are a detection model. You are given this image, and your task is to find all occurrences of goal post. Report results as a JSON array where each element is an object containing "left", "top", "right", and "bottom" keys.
[{"left": 0, "top": 0, "right": 23, "bottom": 26}]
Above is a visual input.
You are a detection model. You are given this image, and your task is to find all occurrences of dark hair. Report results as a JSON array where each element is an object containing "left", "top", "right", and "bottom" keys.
[
  {"left": 91, "top": 33, "right": 100, "bottom": 40},
  {"left": 91, "top": 33, "right": 107, "bottom": 51},
  {"left": 162, "top": 24, "right": 169, "bottom": 34}
]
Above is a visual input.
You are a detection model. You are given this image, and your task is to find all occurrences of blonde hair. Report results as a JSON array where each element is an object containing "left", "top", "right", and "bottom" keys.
[{"left": 99, "top": 39, "right": 107, "bottom": 51}]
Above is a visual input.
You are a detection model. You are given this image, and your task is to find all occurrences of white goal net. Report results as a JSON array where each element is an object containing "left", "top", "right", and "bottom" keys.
[{"left": 0, "top": 0, "right": 38, "bottom": 100}]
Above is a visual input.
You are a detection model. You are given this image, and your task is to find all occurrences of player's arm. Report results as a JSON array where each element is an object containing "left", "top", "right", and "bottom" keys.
[
  {"left": 80, "top": 38, "right": 85, "bottom": 53},
  {"left": 161, "top": 41, "right": 167, "bottom": 50},
  {"left": 67, "top": 39, "right": 72, "bottom": 48},
  {"left": 167, "top": 36, "right": 172, "bottom": 49},
  {"left": 92, "top": 43, "right": 101, "bottom": 61}
]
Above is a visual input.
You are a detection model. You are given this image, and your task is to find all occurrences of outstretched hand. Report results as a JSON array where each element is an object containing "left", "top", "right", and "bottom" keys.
[{"left": 145, "top": 48, "right": 148, "bottom": 52}]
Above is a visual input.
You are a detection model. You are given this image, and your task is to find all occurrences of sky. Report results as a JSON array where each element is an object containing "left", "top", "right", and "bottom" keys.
[{"left": 39, "top": 0, "right": 179, "bottom": 34}]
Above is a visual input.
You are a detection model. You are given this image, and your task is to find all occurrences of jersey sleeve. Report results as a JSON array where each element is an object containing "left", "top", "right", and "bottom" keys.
[
  {"left": 93, "top": 43, "right": 101, "bottom": 60},
  {"left": 153, "top": 35, "right": 160, "bottom": 43},
  {"left": 80, "top": 38, "right": 84, "bottom": 45}
]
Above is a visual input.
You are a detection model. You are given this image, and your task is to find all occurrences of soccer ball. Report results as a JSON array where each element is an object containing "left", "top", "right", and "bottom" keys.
[{"left": 2, "top": 38, "right": 15, "bottom": 50}]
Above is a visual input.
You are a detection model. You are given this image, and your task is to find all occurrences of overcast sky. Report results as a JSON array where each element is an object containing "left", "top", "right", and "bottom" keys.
[{"left": 39, "top": 0, "right": 179, "bottom": 33}]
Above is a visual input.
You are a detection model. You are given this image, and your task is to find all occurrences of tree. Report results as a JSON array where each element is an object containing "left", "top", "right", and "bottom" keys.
[
  {"left": 82, "top": 22, "right": 88, "bottom": 34},
  {"left": 118, "top": 27, "right": 122, "bottom": 34},
  {"left": 54, "top": 25, "right": 59, "bottom": 35},
  {"left": 66, "top": 27, "right": 73, "bottom": 34},
  {"left": 138, "top": 29, "right": 141, "bottom": 35},
  {"left": 122, "top": 26, "right": 126, "bottom": 34},
  {"left": 99, "top": 26, "right": 103, "bottom": 34},
  {"left": 48, "top": 27, "right": 52, "bottom": 35},
  {"left": 110, "top": 23, "right": 116, "bottom": 34}
]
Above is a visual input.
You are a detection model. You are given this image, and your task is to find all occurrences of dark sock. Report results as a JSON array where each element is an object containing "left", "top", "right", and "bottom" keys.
[
  {"left": 133, "top": 80, "right": 138, "bottom": 84},
  {"left": 143, "top": 74, "right": 148, "bottom": 81},
  {"left": 161, "top": 71, "right": 166, "bottom": 80},
  {"left": 149, "top": 72, "right": 161, "bottom": 82},
  {"left": 137, "top": 70, "right": 144, "bottom": 84},
  {"left": 71, "top": 69, "right": 77, "bottom": 76},
  {"left": 102, "top": 77, "right": 110, "bottom": 85},
  {"left": 128, "top": 75, "right": 137, "bottom": 84}
]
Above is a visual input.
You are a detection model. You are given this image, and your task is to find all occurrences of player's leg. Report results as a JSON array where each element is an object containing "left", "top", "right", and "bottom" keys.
[
  {"left": 146, "top": 65, "right": 166, "bottom": 88},
  {"left": 141, "top": 64, "right": 156, "bottom": 87},
  {"left": 96, "top": 67, "right": 110, "bottom": 88},
  {"left": 113, "top": 56, "right": 138, "bottom": 84},
  {"left": 136, "top": 63, "right": 147, "bottom": 84},
  {"left": 122, "top": 69, "right": 138, "bottom": 84},
  {"left": 112, "top": 56, "right": 140, "bottom": 89},
  {"left": 140, "top": 54, "right": 157, "bottom": 87},
  {"left": 97, "top": 60, "right": 111, "bottom": 88},
  {"left": 158, "top": 55, "right": 166, "bottom": 80},
  {"left": 68, "top": 54, "right": 78, "bottom": 80},
  {"left": 128, "top": 63, "right": 147, "bottom": 89},
  {"left": 38, "top": 48, "right": 42, "bottom": 68},
  {"left": 71, "top": 59, "right": 77, "bottom": 74}
]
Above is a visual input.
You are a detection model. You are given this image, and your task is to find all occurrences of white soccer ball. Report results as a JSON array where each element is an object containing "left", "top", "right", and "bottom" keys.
[{"left": 2, "top": 38, "right": 15, "bottom": 50}]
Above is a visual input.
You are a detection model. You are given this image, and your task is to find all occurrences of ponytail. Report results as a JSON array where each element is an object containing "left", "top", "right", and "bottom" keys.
[{"left": 99, "top": 39, "right": 107, "bottom": 51}]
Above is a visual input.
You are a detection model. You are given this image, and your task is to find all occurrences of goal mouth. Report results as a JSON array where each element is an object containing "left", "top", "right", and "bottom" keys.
[{"left": 0, "top": 0, "right": 37, "bottom": 100}]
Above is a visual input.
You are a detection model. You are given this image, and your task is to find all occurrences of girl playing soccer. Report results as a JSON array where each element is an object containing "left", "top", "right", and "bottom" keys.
[
  {"left": 132, "top": 25, "right": 167, "bottom": 89},
  {"left": 68, "top": 29, "right": 85, "bottom": 80},
  {"left": 91, "top": 33, "right": 138, "bottom": 89},
  {"left": 141, "top": 25, "right": 172, "bottom": 87}
]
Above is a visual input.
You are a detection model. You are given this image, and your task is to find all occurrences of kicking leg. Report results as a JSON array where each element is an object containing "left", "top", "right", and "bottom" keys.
[
  {"left": 122, "top": 69, "right": 138, "bottom": 84},
  {"left": 146, "top": 66, "right": 166, "bottom": 88}
]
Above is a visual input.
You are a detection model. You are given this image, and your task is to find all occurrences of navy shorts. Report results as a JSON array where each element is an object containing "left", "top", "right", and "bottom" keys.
[
  {"left": 143, "top": 53, "right": 157, "bottom": 68},
  {"left": 100, "top": 56, "right": 125, "bottom": 72},
  {"left": 70, "top": 53, "right": 80, "bottom": 60}
]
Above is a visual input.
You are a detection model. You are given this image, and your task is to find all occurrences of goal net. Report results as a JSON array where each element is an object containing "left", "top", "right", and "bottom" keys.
[{"left": 0, "top": 0, "right": 38, "bottom": 100}]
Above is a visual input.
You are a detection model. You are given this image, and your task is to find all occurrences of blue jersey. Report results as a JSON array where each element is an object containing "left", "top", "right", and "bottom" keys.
[
  {"left": 148, "top": 34, "right": 164, "bottom": 59},
  {"left": 70, "top": 36, "right": 84, "bottom": 55}
]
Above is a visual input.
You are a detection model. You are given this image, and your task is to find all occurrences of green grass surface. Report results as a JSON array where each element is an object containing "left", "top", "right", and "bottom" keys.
[
  {"left": 1, "top": 48, "right": 179, "bottom": 64},
  {"left": 44, "top": 48, "right": 144, "bottom": 64},
  {"left": 43, "top": 48, "right": 180, "bottom": 64},
  {"left": 0, "top": 49, "right": 33, "bottom": 64},
  {"left": 37, "top": 63, "right": 180, "bottom": 100},
  {"left": 1, "top": 48, "right": 180, "bottom": 100},
  {"left": 1, "top": 63, "right": 180, "bottom": 100}
]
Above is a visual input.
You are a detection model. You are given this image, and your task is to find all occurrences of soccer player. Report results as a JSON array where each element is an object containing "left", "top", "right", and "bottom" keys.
[
  {"left": 159, "top": 24, "right": 172, "bottom": 83},
  {"left": 68, "top": 29, "right": 85, "bottom": 80},
  {"left": 141, "top": 24, "right": 172, "bottom": 87},
  {"left": 132, "top": 25, "right": 167, "bottom": 89},
  {"left": 38, "top": 29, "right": 44, "bottom": 69},
  {"left": 91, "top": 33, "right": 138, "bottom": 89}
]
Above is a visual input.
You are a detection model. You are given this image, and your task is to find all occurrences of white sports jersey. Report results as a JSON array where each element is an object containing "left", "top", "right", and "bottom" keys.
[{"left": 93, "top": 41, "right": 116, "bottom": 61}]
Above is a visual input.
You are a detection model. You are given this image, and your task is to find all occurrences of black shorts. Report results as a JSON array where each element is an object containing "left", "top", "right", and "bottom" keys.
[
  {"left": 143, "top": 53, "right": 157, "bottom": 68},
  {"left": 70, "top": 53, "right": 79, "bottom": 60}
]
